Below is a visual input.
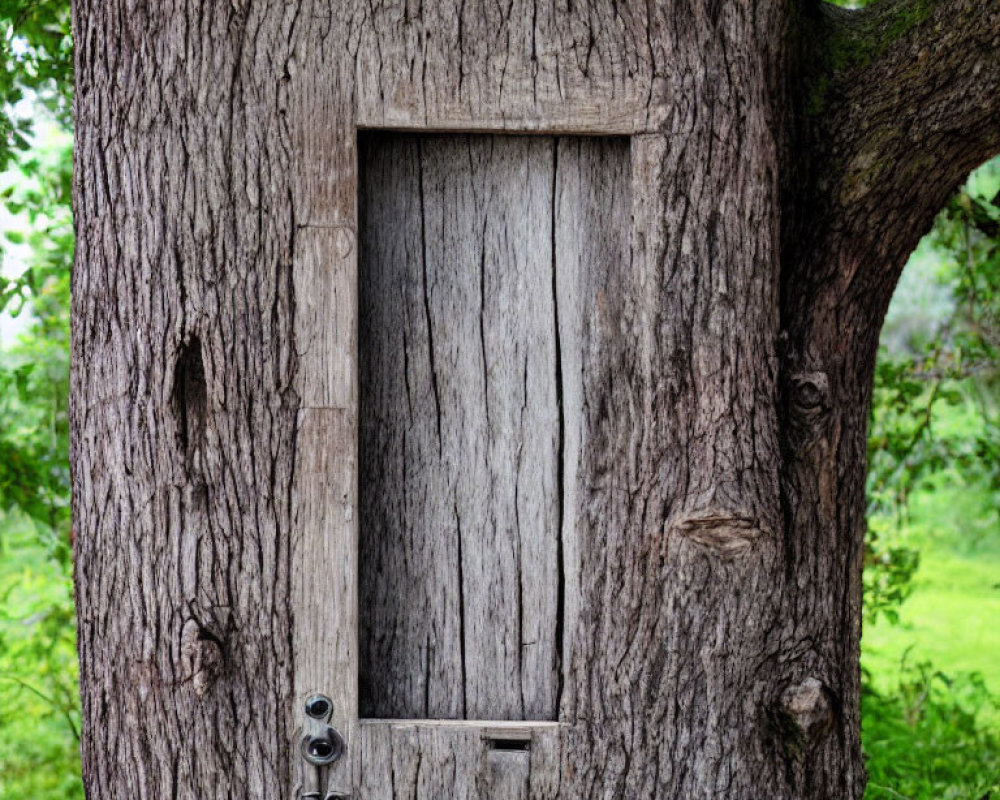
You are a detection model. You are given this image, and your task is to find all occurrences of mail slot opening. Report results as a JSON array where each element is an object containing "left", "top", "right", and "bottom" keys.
[
  {"left": 487, "top": 737, "right": 531, "bottom": 752},
  {"left": 358, "top": 132, "right": 631, "bottom": 721}
]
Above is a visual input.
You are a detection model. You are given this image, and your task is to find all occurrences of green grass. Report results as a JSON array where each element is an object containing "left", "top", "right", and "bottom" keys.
[
  {"left": 864, "top": 387, "right": 1000, "bottom": 717},
  {"left": 863, "top": 483, "right": 1000, "bottom": 723},
  {"left": 864, "top": 558, "right": 1000, "bottom": 729},
  {"left": 0, "top": 513, "right": 82, "bottom": 800},
  {"left": 862, "top": 475, "right": 1000, "bottom": 799}
]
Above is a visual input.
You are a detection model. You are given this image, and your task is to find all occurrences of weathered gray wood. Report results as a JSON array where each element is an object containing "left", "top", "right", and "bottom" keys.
[
  {"left": 359, "top": 134, "right": 629, "bottom": 724},
  {"left": 353, "top": 1, "right": 664, "bottom": 134},
  {"left": 356, "top": 721, "right": 563, "bottom": 800},
  {"left": 288, "top": 5, "right": 360, "bottom": 796},
  {"left": 293, "top": 226, "right": 356, "bottom": 410},
  {"left": 551, "top": 138, "right": 634, "bottom": 724},
  {"left": 291, "top": 408, "right": 358, "bottom": 797}
]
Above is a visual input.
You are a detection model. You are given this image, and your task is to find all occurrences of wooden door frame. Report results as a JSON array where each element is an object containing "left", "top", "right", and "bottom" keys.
[{"left": 289, "top": 8, "right": 663, "bottom": 796}]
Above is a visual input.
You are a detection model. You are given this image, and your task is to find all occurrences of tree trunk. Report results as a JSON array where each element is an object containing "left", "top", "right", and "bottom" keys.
[{"left": 70, "top": 1, "right": 1000, "bottom": 798}]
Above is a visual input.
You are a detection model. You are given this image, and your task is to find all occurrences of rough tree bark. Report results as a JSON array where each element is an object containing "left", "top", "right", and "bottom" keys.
[{"left": 70, "top": 1, "right": 1000, "bottom": 799}]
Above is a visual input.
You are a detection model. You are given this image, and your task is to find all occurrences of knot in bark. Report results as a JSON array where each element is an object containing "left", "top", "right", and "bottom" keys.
[
  {"left": 779, "top": 677, "right": 834, "bottom": 744},
  {"left": 784, "top": 370, "right": 832, "bottom": 447},
  {"left": 790, "top": 372, "right": 830, "bottom": 418},
  {"left": 672, "top": 508, "right": 769, "bottom": 557},
  {"left": 181, "top": 619, "right": 224, "bottom": 696}
]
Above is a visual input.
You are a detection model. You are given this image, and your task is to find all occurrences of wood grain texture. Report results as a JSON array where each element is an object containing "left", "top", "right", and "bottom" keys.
[
  {"left": 351, "top": 1, "right": 665, "bottom": 133},
  {"left": 287, "top": 3, "right": 360, "bottom": 796},
  {"left": 73, "top": 0, "right": 1000, "bottom": 797},
  {"left": 289, "top": 130, "right": 359, "bottom": 800},
  {"left": 356, "top": 721, "right": 564, "bottom": 800},
  {"left": 71, "top": 2, "right": 301, "bottom": 797},
  {"left": 291, "top": 408, "right": 358, "bottom": 797},
  {"left": 358, "top": 133, "right": 630, "bottom": 725},
  {"left": 294, "top": 226, "right": 356, "bottom": 410}
]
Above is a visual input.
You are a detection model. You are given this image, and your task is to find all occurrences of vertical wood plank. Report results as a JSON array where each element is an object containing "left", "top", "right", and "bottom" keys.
[
  {"left": 294, "top": 226, "right": 356, "bottom": 410},
  {"left": 552, "top": 137, "right": 633, "bottom": 721},
  {"left": 292, "top": 408, "right": 357, "bottom": 795},
  {"left": 288, "top": 4, "right": 359, "bottom": 796},
  {"left": 358, "top": 133, "right": 562, "bottom": 721}
]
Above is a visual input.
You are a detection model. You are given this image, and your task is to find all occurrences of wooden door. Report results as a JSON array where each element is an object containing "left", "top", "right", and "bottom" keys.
[
  {"left": 283, "top": 10, "right": 663, "bottom": 796},
  {"left": 353, "top": 133, "right": 630, "bottom": 797},
  {"left": 292, "top": 130, "right": 630, "bottom": 798}
]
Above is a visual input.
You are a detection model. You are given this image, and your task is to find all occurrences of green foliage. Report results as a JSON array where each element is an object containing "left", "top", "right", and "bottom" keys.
[
  {"left": 865, "top": 158, "right": 1000, "bottom": 624},
  {"left": 0, "top": 232, "right": 79, "bottom": 796},
  {"left": 1, "top": 0, "right": 73, "bottom": 322},
  {"left": 864, "top": 507, "right": 1000, "bottom": 722},
  {"left": 863, "top": 660, "right": 1000, "bottom": 800},
  {"left": 0, "top": 3, "right": 77, "bottom": 796},
  {"left": 862, "top": 156, "right": 1000, "bottom": 798},
  {"left": 0, "top": 138, "right": 70, "bottom": 532},
  {"left": 0, "top": 1, "right": 72, "bottom": 171},
  {"left": 0, "top": 104, "right": 72, "bottom": 321},
  {"left": 0, "top": 515, "right": 79, "bottom": 798}
]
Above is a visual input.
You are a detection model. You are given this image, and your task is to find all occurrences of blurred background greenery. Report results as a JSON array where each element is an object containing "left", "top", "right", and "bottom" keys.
[
  {"left": 1, "top": 2, "right": 77, "bottom": 797},
  {"left": 0, "top": 2, "right": 997, "bottom": 798},
  {"left": 861, "top": 157, "right": 1000, "bottom": 798}
]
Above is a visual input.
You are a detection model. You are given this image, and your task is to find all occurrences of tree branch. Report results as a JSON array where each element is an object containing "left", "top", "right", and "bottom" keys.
[{"left": 807, "top": 0, "right": 1000, "bottom": 282}]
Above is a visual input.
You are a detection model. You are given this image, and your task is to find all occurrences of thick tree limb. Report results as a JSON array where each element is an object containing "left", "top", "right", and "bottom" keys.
[
  {"left": 777, "top": 0, "right": 1000, "bottom": 476},
  {"left": 806, "top": 0, "right": 1000, "bottom": 286}
]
